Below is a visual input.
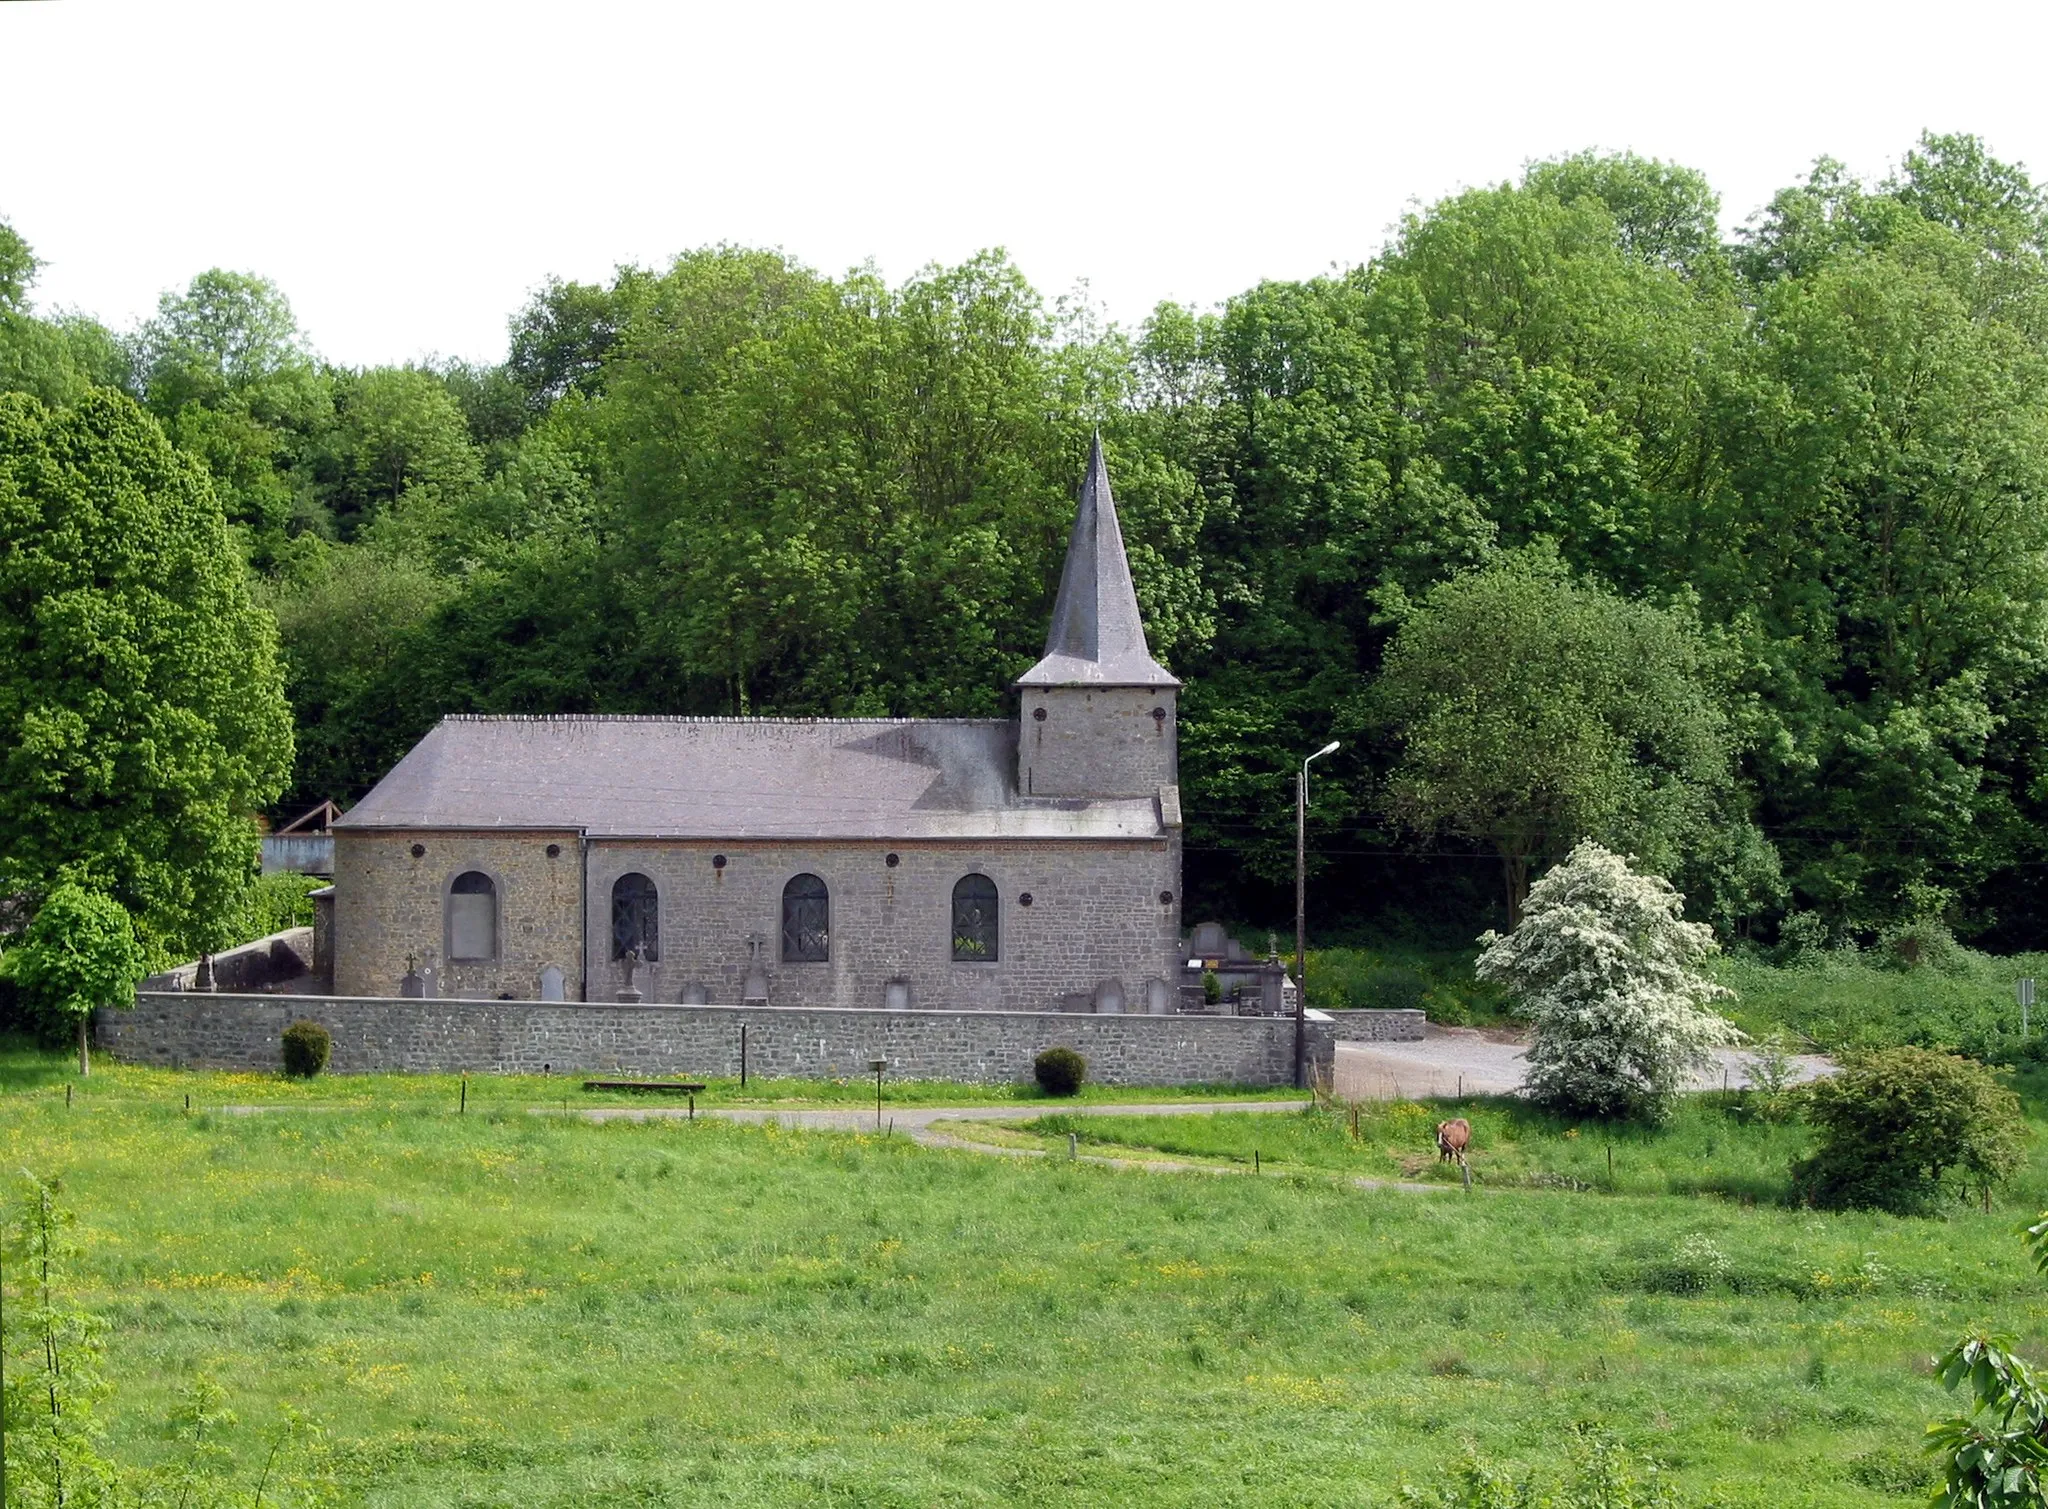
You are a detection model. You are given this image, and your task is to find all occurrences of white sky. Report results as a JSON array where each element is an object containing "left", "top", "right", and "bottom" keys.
[{"left": 4, "top": 0, "right": 2046, "bottom": 370}]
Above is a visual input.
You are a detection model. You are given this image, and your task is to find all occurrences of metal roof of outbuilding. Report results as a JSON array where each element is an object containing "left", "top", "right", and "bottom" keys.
[{"left": 331, "top": 715, "right": 1167, "bottom": 841}]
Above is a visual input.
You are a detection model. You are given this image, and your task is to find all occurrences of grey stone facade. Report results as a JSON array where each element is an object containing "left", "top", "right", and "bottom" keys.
[
  {"left": 1016, "top": 686, "right": 1176, "bottom": 800},
  {"left": 335, "top": 828, "right": 1182, "bottom": 1011},
  {"left": 99, "top": 992, "right": 1382, "bottom": 1087}
]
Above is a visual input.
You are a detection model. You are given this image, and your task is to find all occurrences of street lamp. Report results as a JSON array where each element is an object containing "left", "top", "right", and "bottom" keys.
[{"left": 1294, "top": 739, "right": 1341, "bottom": 1088}]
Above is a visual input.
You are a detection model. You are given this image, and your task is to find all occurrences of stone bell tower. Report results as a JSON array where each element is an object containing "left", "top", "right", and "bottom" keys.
[{"left": 1015, "top": 435, "right": 1180, "bottom": 799}]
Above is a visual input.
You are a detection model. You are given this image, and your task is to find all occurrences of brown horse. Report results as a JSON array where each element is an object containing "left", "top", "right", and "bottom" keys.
[{"left": 1435, "top": 1118, "right": 1471, "bottom": 1163}]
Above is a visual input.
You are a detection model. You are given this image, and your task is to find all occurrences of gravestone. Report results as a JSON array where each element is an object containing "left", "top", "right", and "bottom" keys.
[
  {"left": 538, "top": 965, "right": 565, "bottom": 1002},
  {"left": 884, "top": 978, "right": 911, "bottom": 1011},
  {"left": 1144, "top": 977, "right": 1173, "bottom": 1015},
  {"left": 615, "top": 947, "right": 643, "bottom": 1004},
  {"left": 1094, "top": 978, "right": 1126, "bottom": 1015},
  {"left": 681, "top": 981, "right": 710, "bottom": 1005}
]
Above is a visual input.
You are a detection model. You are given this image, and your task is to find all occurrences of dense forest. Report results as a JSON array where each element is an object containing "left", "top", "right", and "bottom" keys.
[{"left": 8, "top": 132, "right": 2048, "bottom": 953}]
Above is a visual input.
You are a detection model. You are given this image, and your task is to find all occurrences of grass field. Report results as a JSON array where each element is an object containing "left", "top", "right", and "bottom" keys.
[{"left": 4, "top": 1047, "right": 2045, "bottom": 1506}]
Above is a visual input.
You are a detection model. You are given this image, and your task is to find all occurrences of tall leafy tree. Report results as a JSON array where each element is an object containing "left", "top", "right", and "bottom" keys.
[
  {"left": 1707, "top": 140, "right": 2048, "bottom": 933},
  {"left": 1375, "top": 555, "right": 1752, "bottom": 923},
  {"left": 0, "top": 219, "right": 129, "bottom": 409},
  {"left": 596, "top": 248, "right": 1207, "bottom": 718},
  {"left": 133, "top": 269, "right": 332, "bottom": 542},
  {"left": 0, "top": 388, "right": 294, "bottom": 960},
  {"left": 318, "top": 366, "right": 482, "bottom": 534}
]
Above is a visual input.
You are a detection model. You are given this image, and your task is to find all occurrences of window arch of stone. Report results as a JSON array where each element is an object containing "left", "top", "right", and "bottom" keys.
[
  {"left": 781, "top": 874, "right": 830, "bottom": 963},
  {"left": 951, "top": 874, "right": 999, "bottom": 963},
  {"left": 611, "top": 872, "right": 660, "bottom": 961},
  {"left": 446, "top": 870, "right": 499, "bottom": 962}
]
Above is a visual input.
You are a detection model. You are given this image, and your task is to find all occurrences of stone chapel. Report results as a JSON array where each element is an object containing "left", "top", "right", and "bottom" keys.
[{"left": 326, "top": 438, "right": 1187, "bottom": 1012}]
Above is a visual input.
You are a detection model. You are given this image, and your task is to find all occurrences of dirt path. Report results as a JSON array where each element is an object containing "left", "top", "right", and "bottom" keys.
[
  {"left": 561, "top": 1097, "right": 1447, "bottom": 1193},
  {"left": 569, "top": 1098, "right": 1310, "bottom": 1132}
]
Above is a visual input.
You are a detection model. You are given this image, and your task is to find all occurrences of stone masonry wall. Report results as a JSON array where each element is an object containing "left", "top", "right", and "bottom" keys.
[
  {"left": 1017, "top": 687, "right": 1176, "bottom": 799},
  {"left": 1316, "top": 1009, "right": 1429, "bottom": 1042},
  {"left": 100, "top": 993, "right": 1365, "bottom": 1087},
  {"left": 336, "top": 830, "right": 1181, "bottom": 1013},
  {"left": 333, "top": 829, "right": 586, "bottom": 1000},
  {"left": 583, "top": 838, "right": 1179, "bottom": 1013}
]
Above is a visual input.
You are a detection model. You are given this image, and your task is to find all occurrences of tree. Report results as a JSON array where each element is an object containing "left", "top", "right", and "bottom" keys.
[
  {"left": 0, "top": 219, "right": 131, "bottom": 410},
  {"left": 506, "top": 271, "right": 650, "bottom": 410},
  {"left": 8, "top": 883, "right": 144, "bottom": 1074},
  {"left": 1377, "top": 555, "right": 1746, "bottom": 923},
  {"left": 132, "top": 269, "right": 332, "bottom": 540},
  {"left": 1791, "top": 1046, "right": 2027, "bottom": 1214},
  {"left": 1924, "top": 1216, "right": 2048, "bottom": 1506},
  {"left": 0, "top": 388, "right": 294, "bottom": 961},
  {"left": 596, "top": 247, "right": 1194, "bottom": 720},
  {"left": 0, "top": 217, "right": 33, "bottom": 308},
  {"left": 1709, "top": 185, "right": 2048, "bottom": 934},
  {"left": 1474, "top": 841, "right": 1739, "bottom": 1120},
  {"left": 321, "top": 366, "right": 481, "bottom": 534}
]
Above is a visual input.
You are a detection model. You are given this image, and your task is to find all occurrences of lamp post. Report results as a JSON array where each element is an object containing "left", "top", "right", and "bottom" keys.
[{"left": 1294, "top": 739, "right": 1341, "bottom": 1088}]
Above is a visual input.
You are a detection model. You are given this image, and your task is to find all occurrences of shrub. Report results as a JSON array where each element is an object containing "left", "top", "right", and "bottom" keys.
[
  {"left": 1721, "top": 945, "right": 2048, "bottom": 1064},
  {"left": 1476, "top": 842, "right": 1739, "bottom": 1121},
  {"left": 1639, "top": 1233, "right": 1732, "bottom": 1294},
  {"left": 280, "top": 1019, "right": 332, "bottom": 1078},
  {"left": 1880, "top": 915, "right": 1963, "bottom": 973},
  {"left": 1792, "top": 1046, "right": 2026, "bottom": 1214},
  {"left": 1400, "top": 1434, "right": 1675, "bottom": 1507},
  {"left": 1361, "top": 965, "right": 1429, "bottom": 1011},
  {"left": 1201, "top": 970, "right": 1221, "bottom": 1006},
  {"left": 1033, "top": 1046, "right": 1085, "bottom": 1096}
]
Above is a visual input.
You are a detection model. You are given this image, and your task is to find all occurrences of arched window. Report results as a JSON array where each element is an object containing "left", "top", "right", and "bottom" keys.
[
  {"left": 447, "top": 871, "right": 497, "bottom": 961},
  {"left": 952, "top": 874, "right": 998, "bottom": 962},
  {"left": 611, "top": 872, "right": 660, "bottom": 961},
  {"left": 781, "top": 874, "right": 829, "bottom": 962}
]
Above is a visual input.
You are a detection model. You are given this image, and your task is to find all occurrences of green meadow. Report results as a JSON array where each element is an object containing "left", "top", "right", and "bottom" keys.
[{"left": 4, "top": 1049, "right": 2046, "bottom": 1506}]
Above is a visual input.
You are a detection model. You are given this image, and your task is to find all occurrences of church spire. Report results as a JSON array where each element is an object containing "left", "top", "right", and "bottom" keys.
[{"left": 1016, "top": 434, "right": 1179, "bottom": 688}]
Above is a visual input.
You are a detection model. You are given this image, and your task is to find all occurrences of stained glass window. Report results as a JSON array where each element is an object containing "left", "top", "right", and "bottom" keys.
[
  {"left": 952, "top": 874, "right": 998, "bottom": 962},
  {"left": 781, "top": 874, "right": 829, "bottom": 962},
  {"left": 611, "top": 872, "right": 659, "bottom": 961}
]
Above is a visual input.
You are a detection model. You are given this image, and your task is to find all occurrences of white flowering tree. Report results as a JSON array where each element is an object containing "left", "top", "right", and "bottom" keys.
[{"left": 1476, "top": 841, "right": 1739, "bottom": 1119}]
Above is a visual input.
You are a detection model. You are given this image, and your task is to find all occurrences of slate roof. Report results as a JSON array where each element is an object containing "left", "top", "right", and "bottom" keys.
[
  {"left": 331, "top": 716, "right": 1168, "bottom": 841},
  {"left": 1015, "top": 434, "right": 1180, "bottom": 689}
]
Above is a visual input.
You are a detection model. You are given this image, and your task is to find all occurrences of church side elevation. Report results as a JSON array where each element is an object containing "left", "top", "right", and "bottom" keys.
[{"left": 327, "top": 437, "right": 1186, "bottom": 1013}]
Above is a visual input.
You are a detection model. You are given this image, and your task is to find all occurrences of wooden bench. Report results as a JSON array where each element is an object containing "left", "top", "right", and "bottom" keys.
[{"left": 582, "top": 1081, "right": 709, "bottom": 1117}]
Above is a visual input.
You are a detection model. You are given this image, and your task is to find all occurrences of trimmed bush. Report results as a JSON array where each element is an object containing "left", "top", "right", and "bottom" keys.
[
  {"left": 1034, "top": 1046, "right": 1086, "bottom": 1096},
  {"left": 281, "top": 1019, "right": 332, "bottom": 1078},
  {"left": 1792, "top": 1046, "right": 2026, "bottom": 1213}
]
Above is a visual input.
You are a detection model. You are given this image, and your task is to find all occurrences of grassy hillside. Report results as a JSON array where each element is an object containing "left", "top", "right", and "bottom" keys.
[
  {"left": 2, "top": 1050, "right": 2041, "bottom": 1505},
  {"left": 1307, "top": 937, "right": 2048, "bottom": 1063}
]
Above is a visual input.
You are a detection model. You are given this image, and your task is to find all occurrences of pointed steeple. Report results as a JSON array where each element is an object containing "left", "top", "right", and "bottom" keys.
[{"left": 1016, "top": 435, "right": 1179, "bottom": 688}]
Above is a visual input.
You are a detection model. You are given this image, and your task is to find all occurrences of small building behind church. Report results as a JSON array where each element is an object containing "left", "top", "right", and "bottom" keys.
[{"left": 326, "top": 441, "right": 1188, "bottom": 1014}]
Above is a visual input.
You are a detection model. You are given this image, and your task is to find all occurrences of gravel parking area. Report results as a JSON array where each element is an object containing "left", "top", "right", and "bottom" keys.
[{"left": 1332, "top": 1024, "right": 1832, "bottom": 1101}]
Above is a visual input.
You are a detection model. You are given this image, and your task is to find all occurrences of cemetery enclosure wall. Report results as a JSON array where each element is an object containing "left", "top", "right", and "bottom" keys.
[{"left": 101, "top": 994, "right": 1370, "bottom": 1087}]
